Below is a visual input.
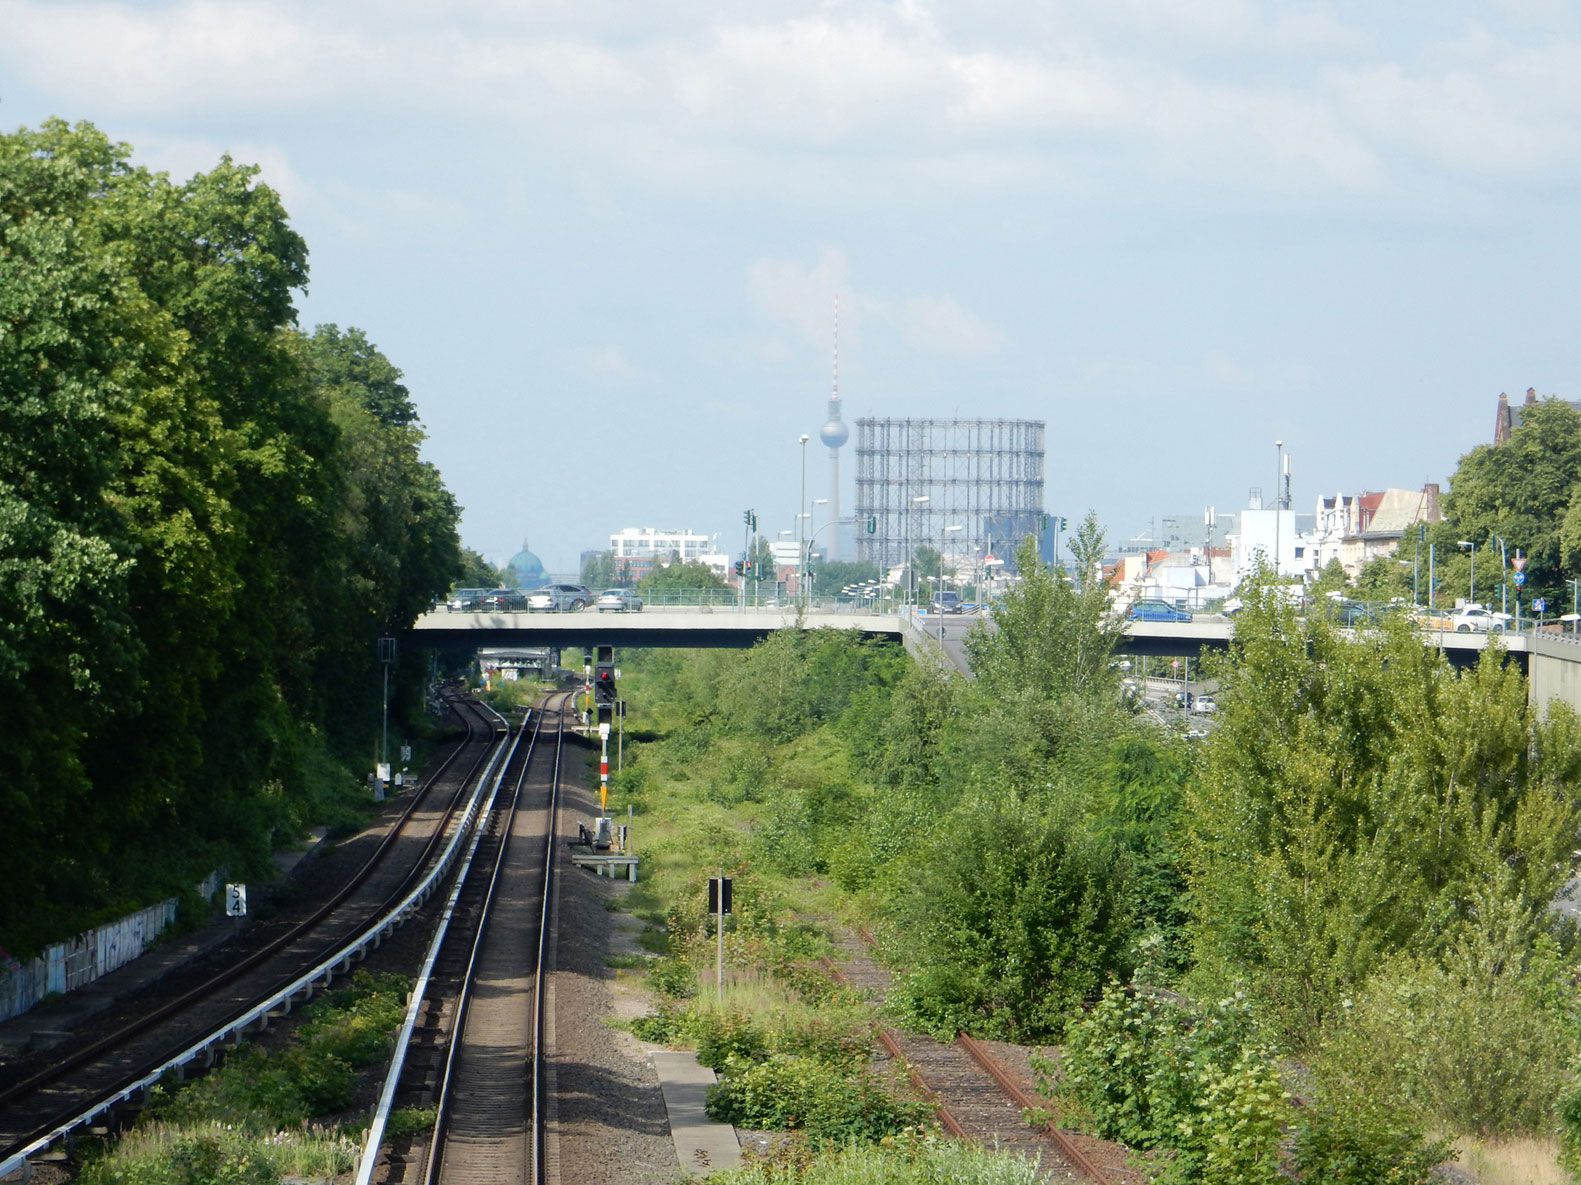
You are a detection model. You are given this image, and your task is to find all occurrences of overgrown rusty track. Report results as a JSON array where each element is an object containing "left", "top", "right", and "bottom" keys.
[
  {"left": 0, "top": 691, "right": 509, "bottom": 1171},
  {"left": 828, "top": 930, "right": 1122, "bottom": 1183},
  {"left": 369, "top": 691, "right": 573, "bottom": 1185}
]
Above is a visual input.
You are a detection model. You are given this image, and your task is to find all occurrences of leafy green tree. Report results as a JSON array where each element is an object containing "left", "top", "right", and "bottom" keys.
[
  {"left": 1311, "top": 557, "right": 1350, "bottom": 599},
  {"left": 638, "top": 558, "right": 729, "bottom": 593},
  {"left": 885, "top": 788, "right": 1133, "bottom": 1041},
  {"left": 1186, "top": 566, "right": 1581, "bottom": 1044},
  {"left": 1445, "top": 397, "right": 1581, "bottom": 604},
  {"left": 456, "top": 548, "right": 501, "bottom": 589},
  {"left": 580, "top": 550, "right": 614, "bottom": 589},
  {"left": 809, "top": 558, "right": 879, "bottom": 597},
  {"left": 965, "top": 512, "right": 1125, "bottom": 703}
]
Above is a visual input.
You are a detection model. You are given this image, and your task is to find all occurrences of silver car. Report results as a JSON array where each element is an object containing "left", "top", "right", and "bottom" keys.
[
  {"left": 596, "top": 588, "right": 643, "bottom": 612},
  {"left": 527, "top": 583, "right": 593, "bottom": 612}
]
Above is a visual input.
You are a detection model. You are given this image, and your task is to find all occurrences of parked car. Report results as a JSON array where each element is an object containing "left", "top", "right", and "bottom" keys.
[
  {"left": 930, "top": 591, "right": 963, "bottom": 614},
  {"left": 527, "top": 583, "right": 593, "bottom": 612},
  {"left": 1129, "top": 599, "right": 1193, "bottom": 623},
  {"left": 447, "top": 587, "right": 493, "bottom": 611},
  {"left": 475, "top": 590, "right": 529, "bottom": 612},
  {"left": 596, "top": 588, "right": 644, "bottom": 612},
  {"left": 1193, "top": 695, "right": 1218, "bottom": 714}
]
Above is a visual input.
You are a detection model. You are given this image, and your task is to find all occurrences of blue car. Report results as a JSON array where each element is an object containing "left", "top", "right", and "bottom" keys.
[{"left": 1129, "top": 599, "right": 1192, "bottom": 623}]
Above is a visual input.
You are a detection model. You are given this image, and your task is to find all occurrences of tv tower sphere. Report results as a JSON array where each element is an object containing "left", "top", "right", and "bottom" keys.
[{"left": 820, "top": 414, "right": 848, "bottom": 449}]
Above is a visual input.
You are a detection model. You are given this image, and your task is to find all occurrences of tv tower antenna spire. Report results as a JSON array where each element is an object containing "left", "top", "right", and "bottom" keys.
[{"left": 819, "top": 294, "right": 850, "bottom": 560}]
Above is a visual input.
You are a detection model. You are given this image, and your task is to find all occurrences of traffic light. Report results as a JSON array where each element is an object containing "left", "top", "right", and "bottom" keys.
[
  {"left": 734, "top": 560, "right": 746, "bottom": 576},
  {"left": 593, "top": 644, "right": 616, "bottom": 716},
  {"left": 1059, "top": 516, "right": 1067, "bottom": 531},
  {"left": 866, "top": 515, "right": 877, "bottom": 534}
]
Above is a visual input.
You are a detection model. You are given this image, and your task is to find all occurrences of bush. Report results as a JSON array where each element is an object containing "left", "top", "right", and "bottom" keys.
[
  {"left": 693, "top": 1009, "right": 769, "bottom": 1070},
  {"left": 705, "top": 1054, "right": 932, "bottom": 1146},
  {"left": 885, "top": 790, "right": 1133, "bottom": 1042},
  {"left": 647, "top": 955, "right": 697, "bottom": 1000},
  {"left": 1045, "top": 982, "right": 1286, "bottom": 1184},
  {"left": 1290, "top": 1092, "right": 1448, "bottom": 1185}
]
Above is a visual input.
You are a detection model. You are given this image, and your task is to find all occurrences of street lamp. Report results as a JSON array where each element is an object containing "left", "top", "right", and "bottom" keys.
[
  {"left": 1273, "top": 440, "right": 1283, "bottom": 579},
  {"left": 1457, "top": 540, "right": 1475, "bottom": 605},
  {"left": 1489, "top": 534, "right": 1509, "bottom": 615},
  {"left": 907, "top": 494, "right": 930, "bottom": 607},
  {"left": 799, "top": 434, "right": 810, "bottom": 610}
]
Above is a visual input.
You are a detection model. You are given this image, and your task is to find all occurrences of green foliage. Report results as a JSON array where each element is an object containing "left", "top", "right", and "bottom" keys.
[
  {"left": 884, "top": 789, "right": 1133, "bottom": 1041},
  {"left": 709, "top": 1132, "right": 1044, "bottom": 1184},
  {"left": 0, "top": 119, "right": 461, "bottom": 955},
  {"left": 581, "top": 549, "right": 615, "bottom": 588},
  {"left": 455, "top": 547, "right": 502, "bottom": 589},
  {"left": 1047, "top": 982, "right": 1285, "bottom": 1184},
  {"left": 964, "top": 516, "right": 1125, "bottom": 704},
  {"left": 810, "top": 558, "right": 880, "bottom": 597},
  {"left": 694, "top": 1009, "right": 771, "bottom": 1069},
  {"left": 1185, "top": 568, "right": 1581, "bottom": 1043},
  {"left": 1447, "top": 397, "right": 1581, "bottom": 603},
  {"left": 1290, "top": 1091, "right": 1448, "bottom": 1185},
  {"left": 1320, "top": 895, "right": 1574, "bottom": 1137},
  {"left": 706, "top": 1055, "right": 932, "bottom": 1146},
  {"left": 150, "top": 971, "right": 408, "bottom": 1130},
  {"left": 638, "top": 557, "right": 730, "bottom": 592},
  {"left": 648, "top": 955, "right": 699, "bottom": 1000}
]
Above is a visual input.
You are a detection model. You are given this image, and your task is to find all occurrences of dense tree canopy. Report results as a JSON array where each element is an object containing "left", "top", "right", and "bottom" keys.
[{"left": 0, "top": 120, "right": 461, "bottom": 953}]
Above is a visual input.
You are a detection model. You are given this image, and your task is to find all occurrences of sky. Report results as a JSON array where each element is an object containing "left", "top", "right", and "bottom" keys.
[{"left": 5, "top": 0, "right": 1581, "bottom": 572}]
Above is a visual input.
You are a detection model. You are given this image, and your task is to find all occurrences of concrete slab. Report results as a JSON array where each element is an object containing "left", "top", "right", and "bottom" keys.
[{"left": 651, "top": 1050, "right": 740, "bottom": 1177}]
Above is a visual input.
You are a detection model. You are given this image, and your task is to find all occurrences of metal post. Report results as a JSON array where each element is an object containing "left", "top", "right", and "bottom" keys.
[
  {"left": 1274, "top": 440, "right": 1283, "bottom": 580},
  {"left": 799, "top": 435, "right": 809, "bottom": 613},
  {"left": 716, "top": 870, "right": 725, "bottom": 1003},
  {"left": 1429, "top": 543, "right": 1435, "bottom": 610}
]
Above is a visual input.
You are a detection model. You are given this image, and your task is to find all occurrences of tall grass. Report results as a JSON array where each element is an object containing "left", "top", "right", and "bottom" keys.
[
  {"left": 708, "top": 1134, "right": 1046, "bottom": 1183},
  {"left": 77, "top": 1120, "right": 359, "bottom": 1184}
]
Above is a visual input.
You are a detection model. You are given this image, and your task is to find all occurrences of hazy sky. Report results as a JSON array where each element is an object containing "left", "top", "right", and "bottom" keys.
[{"left": 5, "top": 1, "right": 1579, "bottom": 571}]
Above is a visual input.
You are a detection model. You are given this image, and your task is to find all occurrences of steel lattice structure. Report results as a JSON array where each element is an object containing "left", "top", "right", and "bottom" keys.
[{"left": 853, "top": 418, "right": 1045, "bottom": 572}]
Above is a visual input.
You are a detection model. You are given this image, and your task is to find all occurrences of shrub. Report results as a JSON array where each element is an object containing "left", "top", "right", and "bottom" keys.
[
  {"left": 693, "top": 1009, "right": 769, "bottom": 1069},
  {"left": 706, "top": 1054, "right": 932, "bottom": 1145},
  {"left": 647, "top": 955, "right": 697, "bottom": 1000},
  {"left": 1290, "top": 1092, "right": 1448, "bottom": 1185},
  {"left": 1044, "top": 982, "right": 1287, "bottom": 1183}
]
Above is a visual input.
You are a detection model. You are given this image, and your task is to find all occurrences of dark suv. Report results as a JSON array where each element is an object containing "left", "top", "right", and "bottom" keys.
[{"left": 930, "top": 591, "right": 963, "bottom": 614}]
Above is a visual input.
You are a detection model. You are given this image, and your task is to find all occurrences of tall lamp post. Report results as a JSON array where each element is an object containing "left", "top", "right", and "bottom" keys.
[
  {"left": 377, "top": 635, "right": 395, "bottom": 785},
  {"left": 1457, "top": 540, "right": 1475, "bottom": 605},
  {"left": 907, "top": 494, "right": 930, "bottom": 607},
  {"left": 1490, "top": 534, "right": 1509, "bottom": 614},
  {"left": 798, "top": 434, "right": 810, "bottom": 609},
  {"left": 1273, "top": 440, "right": 1283, "bottom": 580}
]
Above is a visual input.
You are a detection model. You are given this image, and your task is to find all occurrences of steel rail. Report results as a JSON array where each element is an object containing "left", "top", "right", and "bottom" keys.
[
  {"left": 0, "top": 690, "right": 497, "bottom": 1120},
  {"left": 420, "top": 697, "right": 554, "bottom": 1184},
  {"left": 955, "top": 1033, "right": 1109, "bottom": 1184},
  {"left": 0, "top": 698, "right": 514, "bottom": 1181},
  {"left": 353, "top": 701, "right": 536, "bottom": 1185},
  {"left": 529, "top": 693, "right": 566, "bottom": 1185}
]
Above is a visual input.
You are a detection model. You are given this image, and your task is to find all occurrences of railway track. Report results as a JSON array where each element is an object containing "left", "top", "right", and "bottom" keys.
[
  {"left": 830, "top": 931, "right": 1140, "bottom": 1184},
  {"left": 361, "top": 690, "right": 572, "bottom": 1185},
  {"left": 0, "top": 690, "right": 513, "bottom": 1179}
]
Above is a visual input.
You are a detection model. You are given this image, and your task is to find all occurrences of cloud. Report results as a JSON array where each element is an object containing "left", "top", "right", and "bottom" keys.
[
  {"left": 575, "top": 344, "right": 641, "bottom": 383},
  {"left": 897, "top": 295, "right": 1000, "bottom": 355},
  {"left": 747, "top": 247, "right": 1000, "bottom": 357},
  {"left": 8, "top": 1, "right": 1581, "bottom": 203}
]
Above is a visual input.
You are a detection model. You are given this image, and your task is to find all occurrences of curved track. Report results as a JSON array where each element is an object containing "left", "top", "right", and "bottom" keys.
[{"left": 0, "top": 691, "right": 510, "bottom": 1174}]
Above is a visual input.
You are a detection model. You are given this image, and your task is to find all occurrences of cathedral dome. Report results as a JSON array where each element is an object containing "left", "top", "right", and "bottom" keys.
[{"left": 506, "top": 539, "right": 548, "bottom": 589}]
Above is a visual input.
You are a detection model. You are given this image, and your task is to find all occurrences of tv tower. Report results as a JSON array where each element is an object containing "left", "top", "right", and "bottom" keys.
[{"left": 819, "top": 296, "right": 849, "bottom": 560}]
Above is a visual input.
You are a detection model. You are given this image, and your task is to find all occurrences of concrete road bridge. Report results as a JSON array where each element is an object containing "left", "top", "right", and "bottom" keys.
[{"left": 409, "top": 605, "right": 1581, "bottom": 717}]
